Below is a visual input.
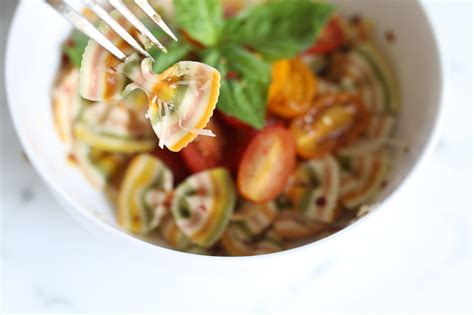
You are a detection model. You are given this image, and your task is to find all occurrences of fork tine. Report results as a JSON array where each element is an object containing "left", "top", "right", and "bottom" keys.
[
  {"left": 134, "top": 0, "right": 178, "bottom": 41},
  {"left": 46, "top": 0, "right": 127, "bottom": 61},
  {"left": 84, "top": 0, "right": 152, "bottom": 59},
  {"left": 109, "top": 0, "right": 168, "bottom": 53}
]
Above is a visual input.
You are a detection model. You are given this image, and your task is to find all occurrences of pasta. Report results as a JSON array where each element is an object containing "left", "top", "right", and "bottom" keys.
[{"left": 53, "top": 0, "right": 401, "bottom": 256}]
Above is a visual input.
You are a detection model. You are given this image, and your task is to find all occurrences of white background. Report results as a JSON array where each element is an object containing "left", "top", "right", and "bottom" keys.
[{"left": 1, "top": 0, "right": 472, "bottom": 313}]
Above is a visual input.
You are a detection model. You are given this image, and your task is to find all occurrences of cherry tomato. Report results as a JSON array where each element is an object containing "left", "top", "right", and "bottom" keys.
[
  {"left": 267, "top": 58, "right": 318, "bottom": 118},
  {"left": 264, "top": 115, "right": 288, "bottom": 128},
  {"left": 224, "top": 127, "right": 256, "bottom": 172},
  {"left": 217, "top": 110, "right": 253, "bottom": 130},
  {"left": 268, "top": 59, "right": 290, "bottom": 102},
  {"left": 151, "top": 148, "right": 190, "bottom": 184},
  {"left": 305, "top": 18, "right": 344, "bottom": 55},
  {"left": 238, "top": 126, "right": 296, "bottom": 203},
  {"left": 290, "top": 93, "right": 368, "bottom": 159},
  {"left": 180, "top": 119, "right": 225, "bottom": 173}
]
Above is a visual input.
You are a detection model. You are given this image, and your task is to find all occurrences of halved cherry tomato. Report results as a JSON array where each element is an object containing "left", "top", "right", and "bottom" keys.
[
  {"left": 217, "top": 110, "right": 253, "bottom": 130},
  {"left": 268, "top": 59, "right": 290, "bottom": 102},
  {"left": 264, "top": 115, "right": 288, "bottom": 128},
  {"left": 180, "top": 119, "right": 225, "bottom": 173},
  {"left": 305, "top": 17, "right": 344, "bottom": 55},
  {"left": 224, "top": 127, "right": 256, "bottom": 172},
  {"left": 151, "top": 147, "right": 189, "bottom": 184},
  {"left": 268, "top": 58, "right": 318, "bottom": 118},
  {"left": 290, "top": 93, "right": 368, "bottom": 159},
  {"left": 238, "top": 126, "right": 296, "bottom": 203}
]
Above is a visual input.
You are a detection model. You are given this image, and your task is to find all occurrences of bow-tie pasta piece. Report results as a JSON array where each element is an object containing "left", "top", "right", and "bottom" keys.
[
  {"left": 171, "top": 168, "right": 236, "bottom": 248},
  {"left": 118, "top": 154, "right": 173, "bottom": 234}
]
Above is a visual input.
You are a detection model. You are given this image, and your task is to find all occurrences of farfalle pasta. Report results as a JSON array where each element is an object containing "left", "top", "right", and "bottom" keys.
[{"left": 53, "top": 0, "right": 401, "bottom": 256}]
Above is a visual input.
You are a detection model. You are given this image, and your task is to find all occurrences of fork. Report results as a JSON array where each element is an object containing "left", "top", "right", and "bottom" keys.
[{"left": 46, "top": 0, "right": 177, "bottom": 61}]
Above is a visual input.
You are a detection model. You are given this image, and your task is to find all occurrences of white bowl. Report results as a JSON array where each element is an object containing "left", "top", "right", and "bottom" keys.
[{"left": 5, "top": 0, "right": 442, "bottom": 260}]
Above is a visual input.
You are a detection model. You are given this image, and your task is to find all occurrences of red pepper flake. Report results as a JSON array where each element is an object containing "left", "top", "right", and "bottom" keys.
[
  {"left": 197, "top": 188, "right": 207, "bottom": 196},
  {"left": 315, "top": 196, "right": 327, "bottom": 207},
  {"left": 225, "top": 71, "right": 240, "bottom": 81},
  {"left": 350, "top": 15, "right": 361, "bottom": 25},
  {"left": 384, "top": 30, "right": 396, "bottom": 43},
  {"left": 380, "top": 180, "right": 388, "bottom": 188},
  {"left": 199, "top": 204, "right": 207, "bottom": 212},
  {"left": 164, "top": 191, "right": 174, "bottom": 209},
  {"left": 65, "top": 38, "right": 75, "bottom": 48},
  {"left": 132, "top": 215, "right": 141, "bottom": 223},
  {"left": 244, "top": 45, "right": 256, "bottom": 53}
]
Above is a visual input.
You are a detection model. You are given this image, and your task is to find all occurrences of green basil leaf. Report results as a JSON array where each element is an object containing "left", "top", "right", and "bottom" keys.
[
  {"left": 201, "top": 48, "right": 222, "bottom": 71},
  {"left": 174, "top": 0, "right": 223, "bottom": 46},
  {"left": 224, "top": 1, "right": 334, "bottom": 61},
  {"left": 201, "top": 46, "right": 270, "bottom": 129},
  {"left": 221, "top": 46, "right": 270, "bottom": 85},
  {"left": 150, "top": 42, "right": 193, "bottom": 73},
  {"left": 63, "top": 31, "right": 89, "bottom": 68},
  {"left": 218, "top": 79, "right": 266, "bottom": 129}
]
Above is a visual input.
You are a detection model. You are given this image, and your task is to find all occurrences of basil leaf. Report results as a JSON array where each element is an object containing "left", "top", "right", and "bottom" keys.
[
  {"left": 221, "top": 46, "right": 270, "bottom": 85},
  {"left": 202, "top": 46, "right": 270, "bottom": 129},
  {"left": 174, "top": 0, "right": 223, "bottom": 46},
  {"left": 201, "top": 48, "right": 222, "bottom": 70},
  {"left": 151, "top": 42, "right": 193, "bottom": 73},
  {"left": 218, "top": 79, "right": 266, "bottom": 129},
  {"left": 63, "top": 31, "right": 89, "bottom": 68},
  {"left": 224, "top": 1, "right": 334, "bottom": 61}
]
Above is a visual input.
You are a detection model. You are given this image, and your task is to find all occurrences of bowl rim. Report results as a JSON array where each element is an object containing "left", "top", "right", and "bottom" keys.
[{"left": 4, "top": 0, "right": 445, "bottom": 261}]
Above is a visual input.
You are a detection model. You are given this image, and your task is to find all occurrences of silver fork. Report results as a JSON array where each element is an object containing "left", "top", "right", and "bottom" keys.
[{"left": 46, "top": 0, "right": 177, "bottom": 61}]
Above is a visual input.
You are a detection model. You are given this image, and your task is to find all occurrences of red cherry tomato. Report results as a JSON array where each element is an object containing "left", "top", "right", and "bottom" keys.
[
  {"left": 237, "top": 126, "right": 296, "bottom": 203},
  {"left": 180, "top": 119, "right": 225, "bottom": 173},
  {"left": 217, "top": 110, "right": 253, "bottom": 130},
  {"left": 305, "top": 18, "right": 344, "bottom": 55},
  {"left": 224, "top": 128, "right": 256, "bottom": 173},
  {"left": 151, "top": 148, "right": 190, "bottom": 183},
  {"left": 264, "top": 114, "right": 288, "bottom": 128}
]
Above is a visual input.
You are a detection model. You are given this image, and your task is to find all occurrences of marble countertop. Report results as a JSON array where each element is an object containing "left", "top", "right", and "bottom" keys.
[{"left": 1, "top": 1, "right": 472, "bottom": 313}]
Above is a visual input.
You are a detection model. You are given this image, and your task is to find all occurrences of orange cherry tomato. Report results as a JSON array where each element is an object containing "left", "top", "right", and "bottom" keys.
[
  {"left": 290, "top": 93, "right": 368, "bottom": 159},
  {"left": 238, "top": 126, "right": 296, "bottom": 203},
  {"left": 268, "top": 58, "right": 318, "bottom": 119},
  {"left": 268, "top": 59, "right": 290, "bottom": 101},
  {"left": 305, "top": 17, "right": 344, "bottom": 55}
]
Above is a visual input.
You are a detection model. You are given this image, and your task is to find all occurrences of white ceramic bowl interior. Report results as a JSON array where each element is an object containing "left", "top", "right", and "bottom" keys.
[{"left": 6, "top": 0, "right": 442, "bottom": 255}]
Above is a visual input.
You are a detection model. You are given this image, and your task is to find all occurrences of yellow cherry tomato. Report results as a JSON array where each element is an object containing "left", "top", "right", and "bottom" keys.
[
  {"left": 268, "top": 58, "right": 318, "bottom": 118},
  {"left": 290, "top": 93, "right": 368, "bottom": 159}
]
